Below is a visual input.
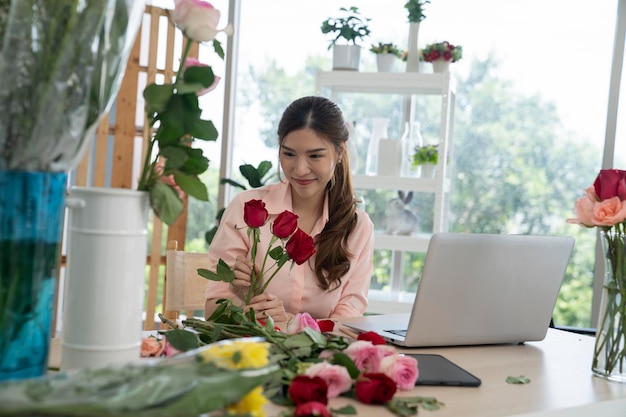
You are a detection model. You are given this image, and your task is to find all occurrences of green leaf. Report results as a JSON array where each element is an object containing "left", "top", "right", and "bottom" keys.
[
  {"left": 174, "top": 173, "right": 209, "bottom": 201},
  {"left": 268, "top": 246, "right": 284, "bottom": 260},
  {"left": 150, "top": 181, "right": 184, "bottom": 226},
  {"left": 213, "top": 39, "right": 225, "bottom": 59},
  {"left": 332, "top": 405, "right": 358, "bottom": 415},
  {"left": 161, "top": 329, "right": 200, "bottom": 352},
  {"left": 240, "top": 164, "right": 265, "bottom": 188},
  {"left": 183, "top": 65, "right": 215, "bottom": 88},
  {"left": 331, "top": 352, "right": 360, "bottom": 378},
  {"left": 143, "top": 83, "right": 175, "bottom": 116},
  {"left": 303, "top": 327, "right": 328, "bottom": 346},
  {"left": 160, "top": 146, "right": 189, "bottom": 169},
  {"left": 220, "top": 178, "right": 248, "bottom": 190},
  {"left": 191, "top": 118, "right": 219, "bottom": 141},
  {"left": 506, "top": 375, "right": 531, "bottom": 384},
  {"left": 178, "top": 148, "right": 209, "bottom": 175},
  {"left": 198, "top": 259, "right": 235, "bottom": 283}
]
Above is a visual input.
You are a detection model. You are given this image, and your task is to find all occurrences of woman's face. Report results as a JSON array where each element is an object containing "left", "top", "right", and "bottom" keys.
[{"left": 280, "top": 128, "right": 341, "bottom": 205}]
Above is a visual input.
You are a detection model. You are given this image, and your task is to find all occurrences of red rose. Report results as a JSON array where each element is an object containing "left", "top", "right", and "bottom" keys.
[
  {"left": 272, "top": 210, "right": 299, "bottom": 238},
  {"left": 355, "top": 372, "right": 397, "bottom": 404},
  {"left": 286, "top": 228, "right": 316, "bottom": 265},
  {"left": 594, "top": 169, "right": 626, "bottom": 201},
  {"left": 293, "top": 401, "right": 332, "bottom": 417},
  {"left": 357, "top": 331, "right": 387, "bottom": 345},
  {"left": 243, "top": 199, "right": 269, "bottom": 228},
  {"left": 288, "top": 375, "right": 329, "bottom": 405},
  {"left": 317, "top": 319, "right": 335, "bottom": 333}
]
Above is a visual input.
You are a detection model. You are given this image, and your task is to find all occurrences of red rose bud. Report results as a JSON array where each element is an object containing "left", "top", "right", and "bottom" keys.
[
  {"left": 594, "top": 169, "right": 626, "bottom": 201},
  {"left": 288, "top": 375, "right": 329, "bottom": 405},
  {"left": 355, "top": 373, "right": 397, "bottom": 404},
  {"left": 357, "top": 331, "right": 386, "bottom": 345},
  {"left": 293, "top": 401, "right": 332, "bottom": 417},
  {"left": 243, "top": 199, "right": 269, "bottom": 228},
  {"left": 286, "top": 228, "right": 316, "bottom": 265},
  {"left": 272, "top": 210, "right": 299, "bottom": 238},
  {"left": 317, "top": 319, "right": 335, "bottom": 333}
]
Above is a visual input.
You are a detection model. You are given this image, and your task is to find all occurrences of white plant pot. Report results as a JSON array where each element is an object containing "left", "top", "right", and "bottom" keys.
[
  {"left": 61, "top": 187, "right": 149, "bottom": 371},
  {"left": 419, "top": 164, "right": 437, "bottom": 178},
  {"left": 432, "top": 60, "right": 451, "bottom": 73},
  {"left": 332, "top": 45, "right": 361, "bottom": 71},
  {"left": 406, "top": 22, "right": 420, "bottom": 72},
  {"left": 376, "top": 54, "right": 397, "bottom": 72}
]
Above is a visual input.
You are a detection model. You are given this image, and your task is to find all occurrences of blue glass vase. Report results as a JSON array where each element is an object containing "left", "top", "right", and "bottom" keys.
[{"left": 0, "top": 170, "right": 67, "bottom": 381}]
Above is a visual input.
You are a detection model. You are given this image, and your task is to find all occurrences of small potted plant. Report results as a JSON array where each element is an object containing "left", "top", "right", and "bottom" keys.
[
  {"left": 422, "top": 41, "right": 463, "bottom": 73},
  {"left": 412, "top": 143, "right": 438, "bottom": 177},
  {"left": 321, "top": 6, "right": 371, "bottom": 71},
  {"left": 369, "top": 42, "right": 402, "bottom": 72}
]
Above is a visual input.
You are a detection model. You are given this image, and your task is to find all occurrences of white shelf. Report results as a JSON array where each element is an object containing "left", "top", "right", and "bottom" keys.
[
  {"left": 316, "top": 71, "right": 456, "bottom": 96},
  {"left": 372, "top": 233, "right": 431, "bottom": 252},
  {"left": 352, "top": 174, "right": 450, "bottom": 193}
]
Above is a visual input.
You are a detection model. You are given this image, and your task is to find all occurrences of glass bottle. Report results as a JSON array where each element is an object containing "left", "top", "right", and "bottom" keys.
[
  {"left": 402, "top": 121, "right": 424, "bottom": 177},
  {"left": 365, "top": 117, "right": 389, "bottom": 176}
]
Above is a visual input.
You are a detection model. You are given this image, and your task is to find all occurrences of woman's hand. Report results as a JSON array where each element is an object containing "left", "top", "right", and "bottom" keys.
[
  {"left": 246, "top": 293, "right": 288, "bottom": 323},
  {"left": 231, "top": 255, "right": 263, "bottom": 296}
]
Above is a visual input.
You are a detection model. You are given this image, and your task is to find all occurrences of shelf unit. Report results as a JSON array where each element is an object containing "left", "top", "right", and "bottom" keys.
[{"left": 316, "top": 71, "right": 456, "bottom": 254}]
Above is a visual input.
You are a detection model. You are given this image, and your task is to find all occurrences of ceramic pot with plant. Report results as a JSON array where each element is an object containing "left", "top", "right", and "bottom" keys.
[
  {"left": 412, "top": 144, "right": 438, "bottom": 178},
  {"left": 321, "top": 6, "right": 371, "bottom": 71},
  {"left": 404, "top": 0, "right": 429, "bottom": 72},
  {"left": 370, "top": 42, "right": 402, "bottom": 72},
  {"left": 422, "top": 41, "right": 463, "bottom": 73}
]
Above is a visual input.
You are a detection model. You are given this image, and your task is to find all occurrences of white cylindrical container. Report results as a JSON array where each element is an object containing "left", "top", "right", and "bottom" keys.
[
  {"left": 378, "top": 138, "right": 402, "bottom": 176},
  {"left": 61, "top": 187, "right": 149, "bottom": 371},
  {"left": 365, "top": 117, "right": 389, "bottom": 176}
]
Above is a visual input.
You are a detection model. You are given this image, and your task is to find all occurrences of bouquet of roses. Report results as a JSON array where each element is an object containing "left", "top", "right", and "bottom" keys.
[
  {"left": 567, "top": 169, "right": 626, "bottom": 376},
  {"left": 198, "top": 198, "right": 316, "bottom": 305}
]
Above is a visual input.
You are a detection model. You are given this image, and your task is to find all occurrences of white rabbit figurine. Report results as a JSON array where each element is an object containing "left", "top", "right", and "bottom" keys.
[{"left": 385, "top": 191, "right": 418, "bottom": 235}]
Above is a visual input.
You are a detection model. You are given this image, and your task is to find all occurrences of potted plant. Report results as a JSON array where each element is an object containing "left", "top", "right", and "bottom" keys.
[
  {"left": 321, "top": 6, "right": 371, "bottom": 71},
  {"left": 369, "top": 42, "right": 402, "bottom": 72},
  {"left": 422, "top": 41, "right": 463, "bottom": 72},
  {"left": 412, "top": 143, "right": 438, "bottom": 177},
  {"left": 404, "top": 0, "right": 429, "bottom": 71}
]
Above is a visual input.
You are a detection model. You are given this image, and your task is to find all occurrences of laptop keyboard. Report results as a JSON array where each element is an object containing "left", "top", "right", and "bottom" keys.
[{"left": 385, "top": 329, "right": 407, "bottom": 337}]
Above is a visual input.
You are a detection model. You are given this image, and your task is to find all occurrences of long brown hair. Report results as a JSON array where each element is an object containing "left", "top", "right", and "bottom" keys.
[{"left": 277, "top": 96, "right": 359, "bottom": 291}]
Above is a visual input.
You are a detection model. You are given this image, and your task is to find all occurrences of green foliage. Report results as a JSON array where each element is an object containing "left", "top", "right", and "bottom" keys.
[
  {"left": 411, "top": 144, "right": 438, "bottom": 166},
  {"left": 404, "top": 0, "right": 430, "bottom": 23},
  {"left": 369, "top": 42, "right": 402, "bottom": 57},
  {"left": 320, "top": 6, "right": 371, "bottom": 47}
]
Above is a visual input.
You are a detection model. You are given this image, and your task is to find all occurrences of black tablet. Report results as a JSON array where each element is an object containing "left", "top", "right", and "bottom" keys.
[{"left": 407, "top": 353, "right": 482, "bottom": 387}]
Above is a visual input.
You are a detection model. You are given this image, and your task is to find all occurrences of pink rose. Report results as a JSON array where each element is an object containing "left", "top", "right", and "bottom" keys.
[
  {"left": 343, "top": 340, "right": 384, "bottom": 372},
  {"left": 140, "top": 337, "right": 163, "bottom": 357},
  {"left": 567, "top": 186, "right": 598, "bottom": 227},
  {"left": 379, "top": 353, "right": 419, "bottom": 390},
  {"left": 183, "top": 57, "right": 221, "bottom": 96},
  {"left": 162, "top": 335, "right": 181, "bottom": 357},
  {"left": 592, "top": 197, "right": 626, "bottom": 226},
  {"left": 305, "top": 362, "right": 353, "bottom": 398},
  {"left": 173, "top": 0, "right": 233, "bottom": 42},
  {"left": 287, "top": 312, "right": 321, "bottom": 334}
]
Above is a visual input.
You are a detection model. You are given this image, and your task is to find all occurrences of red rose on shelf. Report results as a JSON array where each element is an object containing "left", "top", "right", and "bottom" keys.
[
  {"left": 293, "top": 401, "right": 332, "bottom": 417},
  {"left": 272, "top": 210, "right": 299, "bottom": 238},
  {"left": 357, "top": 331, "right": 386, "bottom": 345},
  {"left": 355, "top": 372, "right": 397, "bottom": 404},
  {"left": 288, "top": 375, "right": 329, "bottom": 405},
  {"left": 243, "top": 199, "right": 269, "bottom": 228},
  {"left": 286, "top": 228, "right": 316, "bottom": 265},
  {"left": 594, "top": 169, "right": 626, "bottom": 201}
]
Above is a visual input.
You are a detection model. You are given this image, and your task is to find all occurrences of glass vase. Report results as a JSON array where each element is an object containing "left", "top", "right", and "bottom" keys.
[
  {"left": 365, "top": 117, "right": 389, "bottom": 176},
  {"left": 592, "top": 228, "right": 626, "bottom": 383},
  {"left": 0, "top": 170, "right": 67, "bottom": 381}
]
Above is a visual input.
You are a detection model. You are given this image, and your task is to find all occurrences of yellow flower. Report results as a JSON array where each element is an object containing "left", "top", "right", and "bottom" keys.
[
  {"left": 199, "top": 339, "right": 270, "bottom": 369},
  {"left": 227, "top": 386, "right": 267, "bottom": 417}
]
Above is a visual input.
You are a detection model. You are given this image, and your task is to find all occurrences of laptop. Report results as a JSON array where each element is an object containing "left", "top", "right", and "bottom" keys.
[{"left": 346, "top": 233, "right": 575, "bottom": 347}]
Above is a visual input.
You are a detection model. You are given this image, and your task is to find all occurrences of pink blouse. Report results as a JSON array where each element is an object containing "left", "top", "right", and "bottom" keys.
[{"left": 204, "top": 180, "right": 374, "bottom": 318}]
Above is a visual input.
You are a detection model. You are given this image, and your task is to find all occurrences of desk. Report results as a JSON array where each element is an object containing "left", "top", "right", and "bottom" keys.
[{"left": 48, "top": 328, "right": 626, "bottom": 417}]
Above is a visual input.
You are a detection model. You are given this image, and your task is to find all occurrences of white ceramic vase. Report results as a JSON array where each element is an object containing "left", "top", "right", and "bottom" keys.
[
  {"left": 376, "top": 54, "right": 396, "bottom": 72},
  {"left": 406, "top": 22, "right": 420, "bottom": 72},
  {"left": 433, "top": 60, "right": 451, "bottom": 73},
  {"left": 61, "top": 187, "right": 149, "bottom": 371},
  {"left": 332, "top": 45, "right": 361, "bottom": 71},
  {"left": 378, "top": 138, "right": 403, "bottom": 176}
]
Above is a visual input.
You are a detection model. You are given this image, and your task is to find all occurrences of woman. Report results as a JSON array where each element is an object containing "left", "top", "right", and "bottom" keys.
[{"left": 204, "top": 96, "right": 374, "bottom": 322}]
